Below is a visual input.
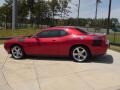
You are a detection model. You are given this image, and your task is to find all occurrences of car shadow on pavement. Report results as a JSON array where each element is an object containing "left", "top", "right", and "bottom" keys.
[
  {"left": 21, "top": 54, "right": 113, "bottom": 64},
  {"left": 89, "top": 54, "right": 113, "bottom": 64},
  {"left": 26, "top": 56, "right": 73, "bottom": 62}
]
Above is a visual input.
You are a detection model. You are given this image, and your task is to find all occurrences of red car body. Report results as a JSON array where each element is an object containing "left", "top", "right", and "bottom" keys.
[{"left": 4, "top": 26, "right": 108, "bottom": 60}]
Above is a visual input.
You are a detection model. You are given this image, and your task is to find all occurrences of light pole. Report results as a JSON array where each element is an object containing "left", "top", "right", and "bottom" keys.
[
  {"left": 12, "top": 0, "right": 17, "bottom": 30},
  {"left": 95, "top": 0, "right": 101, "bottom": 32},
  {"left": 95, "top": 1, "right": 98, "bottom": 20},
  {"left": 107, "top": 0, "right": 112, "bottom": 34},
  {"left": 77, "top": 0, "right": 80, "bottom": 25}
]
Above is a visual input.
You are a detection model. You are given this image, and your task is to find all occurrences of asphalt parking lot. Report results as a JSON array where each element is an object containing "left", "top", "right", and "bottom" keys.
[{"left": 0, "top": 45, "right": 120, "bottom": 90}]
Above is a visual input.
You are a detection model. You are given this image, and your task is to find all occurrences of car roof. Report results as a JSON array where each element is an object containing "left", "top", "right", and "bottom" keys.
[{"left": 47, "top": 26, "right": 76, "bottom": 30}]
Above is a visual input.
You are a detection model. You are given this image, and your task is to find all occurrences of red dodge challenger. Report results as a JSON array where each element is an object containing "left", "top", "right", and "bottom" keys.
[{"left": 4, "top": 26, "right": 109, "bottom": 62}]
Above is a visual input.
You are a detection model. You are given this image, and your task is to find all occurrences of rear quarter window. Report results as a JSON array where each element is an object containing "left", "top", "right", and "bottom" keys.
[{"left": 75, "top": 27, "right": 89, "bottom": 34}]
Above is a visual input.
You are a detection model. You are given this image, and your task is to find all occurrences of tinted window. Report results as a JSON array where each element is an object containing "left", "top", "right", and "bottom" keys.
[
  {"left": 75, "top": 27, "right": 89, "bottom": 34},
  {"left": 37, "top": 30, "right": 61, "bottom": 38},
  {"left": 36, "top": 30, "right": 68, "bottom": 38},
  {"left": 60, "top": 30, "right": 68, "bottom": 36}
]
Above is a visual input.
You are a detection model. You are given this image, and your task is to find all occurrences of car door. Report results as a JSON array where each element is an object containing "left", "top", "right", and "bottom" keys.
[
  {"left": 24, "top": 30, "right": 70, "bottom": 56},
  {"left": 35, "top": 30, "right": 61, "bottom": 56}
]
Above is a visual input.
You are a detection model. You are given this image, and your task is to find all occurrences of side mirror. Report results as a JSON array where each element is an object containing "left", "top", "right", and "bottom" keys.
[
  {"left": 33, "top": 36, "right": 39, "bottom": 40},
  {"left": 35, "top": 36, "right": 39, "bottom": 41},
  {"left": 34, "top": 35, "right": 38, "bottom": 38}
]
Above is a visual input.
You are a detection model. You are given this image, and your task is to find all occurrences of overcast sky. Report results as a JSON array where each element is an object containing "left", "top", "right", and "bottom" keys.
[{"left": 0, "top": 0, "right": 120, "bottom": 20}]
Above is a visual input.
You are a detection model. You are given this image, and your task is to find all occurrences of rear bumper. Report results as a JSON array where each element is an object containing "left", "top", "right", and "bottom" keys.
[
  {"left": 90, "top": 45, "right": 108, "bottom": 56},
  {"left": 90, "top": 39, "right": 109, "bottom": 56}
]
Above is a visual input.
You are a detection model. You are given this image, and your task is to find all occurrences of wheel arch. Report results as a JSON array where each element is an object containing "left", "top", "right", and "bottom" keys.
[
  {"left": 69, "top": 44, "right": 92, "bottom": 57},
  {"left": 10, "top": 44, "right": 24, "bottom": 54}
]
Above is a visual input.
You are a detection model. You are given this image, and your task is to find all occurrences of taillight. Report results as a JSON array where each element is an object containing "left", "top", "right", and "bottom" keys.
[{"left": 92, "top": 36, "right": 102, "bottom": 46}]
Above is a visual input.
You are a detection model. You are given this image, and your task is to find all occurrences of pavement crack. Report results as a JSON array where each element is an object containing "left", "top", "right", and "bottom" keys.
[
  {"left": 1, "top": 70, "right": 14, "bottom": 90},
  {"left": 0, "top": 55, "right": 14, "bottom": 90},
  {"left": 0, "top": 55, "right": 9, "bottom": 71},
  {"left": 33, "top": 61, "right": 42, "bottom": 90}
]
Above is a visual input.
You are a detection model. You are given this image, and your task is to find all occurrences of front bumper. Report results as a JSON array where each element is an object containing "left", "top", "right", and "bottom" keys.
[{"left": 4, "top": 44, "right": 11, "bottom": 54}]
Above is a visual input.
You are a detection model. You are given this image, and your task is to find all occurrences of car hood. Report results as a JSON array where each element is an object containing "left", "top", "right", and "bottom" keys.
[
  {"left": 5, "top": 36, "right": 29, "bottom": 43},
  {"left": 12, "top": 35, "right": 32, "bottom": 39}
]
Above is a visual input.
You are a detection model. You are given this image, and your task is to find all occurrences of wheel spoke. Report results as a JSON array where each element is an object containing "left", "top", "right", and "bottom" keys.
[
  {"left": 15, "top": 47, "right": 18, "bottom": 51},
  {"left": 73, "top": 53, "right": 78, "bottom": 56},
  {"left": 76, "top": 48, "right": 80, "bottom": 53},
  {"left": 81, "top": 49, "right": 85, "bottom": 54},
  {"left": 72, "top": 47, "right": 88, "bottom": 62},
  {"left": 18, "top": 51, "right": 22, "bottom": 56},
  {"left": 81, "top": 55, "right": 85, "bottom": 59},
  {"left": 11, "top": 46, "right": 23, "bottom": 59},
  {"left": 78, "top": 55, "right": 81, "bottom": 59}
]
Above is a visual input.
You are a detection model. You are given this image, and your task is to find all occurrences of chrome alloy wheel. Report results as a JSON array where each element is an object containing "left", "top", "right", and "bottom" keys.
[
  {"left": 72, "top": 47, "right": 88, "bottom": 62},
  {"left": 11, "top": 46, "right": 24, "bottom": 59}
]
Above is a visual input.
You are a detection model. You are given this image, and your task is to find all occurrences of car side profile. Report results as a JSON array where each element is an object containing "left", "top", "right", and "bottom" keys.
[{"left": 4, "top": 26, "right": 109, "bottom": 62}]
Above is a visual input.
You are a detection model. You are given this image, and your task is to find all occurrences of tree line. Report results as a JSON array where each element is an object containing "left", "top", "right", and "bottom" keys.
[{"left": 0, "top": 0, "right": 119, "bottom": 29}]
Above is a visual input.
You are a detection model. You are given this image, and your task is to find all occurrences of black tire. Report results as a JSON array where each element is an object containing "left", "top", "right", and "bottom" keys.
[
  {"left": 71, "top": 46, "right": 90, "bottom": 62},
  {"left": 11, "top": 45, "right": 25, "bottom": 59}
]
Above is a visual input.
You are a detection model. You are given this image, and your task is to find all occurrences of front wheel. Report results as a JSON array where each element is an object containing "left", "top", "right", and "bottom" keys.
[
  {"left": 11, "top": 45, "right": 25, "bottom": 59},
  {"left": 71, "top": 46, "right": 89, "bottom": 62}
]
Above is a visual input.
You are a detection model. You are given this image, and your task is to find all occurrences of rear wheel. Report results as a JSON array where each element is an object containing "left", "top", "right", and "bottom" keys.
[
  {"left": 71, "top": 46, "right": 89, "bottom": 62},
  {"left": 11, "top": 45, "right": 25, "bottom": 59}
]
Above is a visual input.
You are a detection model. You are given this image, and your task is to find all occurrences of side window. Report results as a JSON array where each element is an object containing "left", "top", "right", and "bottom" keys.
[
  {"left": 36, "top": 30, "right": 68, "bottom": 38},
  {"left": 36, "top": 31, "right": 50, "bottom": 38},
  {"left": 49, "top": 30, "right": 61, "bottom": 37},
  {"left": 60, "top": 30, "right": 68, "bottom": 36},
  {"left": 36, "top": 30, "right": 61, "bottom": 38}
]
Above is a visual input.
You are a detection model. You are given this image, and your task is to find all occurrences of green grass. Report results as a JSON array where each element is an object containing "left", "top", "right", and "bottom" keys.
[
  {"left": 0, "top": 28, "right": 120, "bottom": 45},
  {"left": 110, "top": 45, "right": 120, "bottom": 52},
  {"left": 86, "top": 28, "right": 120, "bottom": 44},
  {"left": 0, "top": 40, "right": 5, "bottom": 44},
  {"left": 107, "top": 32, "right": 120, "bottom": 44},
  {"left": 0, "top": 28, "right": 40, "bottom": 38},
  {"left": 0, "top": 28, "right": 40, "bottom": 44}
]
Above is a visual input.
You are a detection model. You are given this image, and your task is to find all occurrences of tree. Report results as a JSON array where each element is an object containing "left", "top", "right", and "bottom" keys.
[
  {"left": 47, "top": 0, "right": 60, "bottom": 25},
  {"left": 55, "top": 0, "right": 71, "bottom": 25},
  {"left": 27, "top": 0, "right": 35, "bottom": 26},
  {"left": 48, "top": 0, "right": 59, "bottom": 18},
  {"left": 4, "top": 0, "right": 13, "bottom": 6},
  {"left": 58, "top": 0, "right": 71, "bottom": 19},
  {"left": 33, "top": 0, "right": 51, "bottom": 25},
  {"left": 0, "top": 0, "right": 12, "bottom": 29},
  {"left": 17, "top": 0, "right": 28, "bottom": 27}
]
